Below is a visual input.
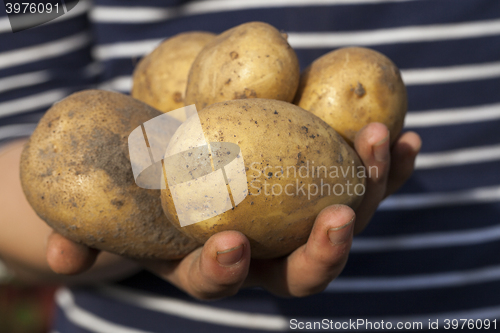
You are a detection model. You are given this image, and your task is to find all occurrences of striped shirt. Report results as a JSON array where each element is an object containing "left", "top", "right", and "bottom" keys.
[{"left": 1, "top": 0, "right": 499, "bottom": 331}]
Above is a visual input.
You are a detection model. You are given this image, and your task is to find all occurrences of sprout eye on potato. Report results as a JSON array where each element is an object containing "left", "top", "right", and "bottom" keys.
[
  {"left": 294, "top": 47, "right": 407, "bottom": 146},
  {"left": 20, "top": 90, "right": 200, "bottom": 260},
  {"left": 184, "top": 21, "right": 300, "bottom": 111}
]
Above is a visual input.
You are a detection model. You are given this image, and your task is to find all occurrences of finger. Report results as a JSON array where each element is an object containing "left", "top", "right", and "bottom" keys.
[
  {"left": 46, "top": 232, "right": 100, "bottom": 275},
  {"left": 248, "top": 205, "right": 355, "bottom": 297},
  {"left": 145, "top": 230, "right": 251, "bottom": 300},
  {"left": 353, "top": 122, "right": 391, "bottom": 234},
  {"left": 385, "top": 131, "right": 422, "bottom": 198}
]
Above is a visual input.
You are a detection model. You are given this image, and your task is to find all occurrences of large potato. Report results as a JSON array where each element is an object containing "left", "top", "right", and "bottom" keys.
[
  {"left": 161, "top": 99, "right": 365, "bottom": 259},
  {"left": 184, "top": 22, "right": 300, "bottom": 111},
  {"left": 294, "top": 47, "right": 407, "bottom": 146},
  {"left": 132, "top": 31, "right": 216, "bottom": 114},
  {"left": 20, "top": 90, "right": 200, "bottom": 260}
]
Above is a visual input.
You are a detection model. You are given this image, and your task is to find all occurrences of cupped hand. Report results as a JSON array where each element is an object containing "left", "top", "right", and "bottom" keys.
[{"left": 46, "top": 123, "right": 421, "bottom": 299}]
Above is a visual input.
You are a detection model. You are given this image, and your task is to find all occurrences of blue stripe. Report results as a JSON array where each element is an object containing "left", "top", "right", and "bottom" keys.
[
  {"left": 358, "top": 36, "right": 500, "bottom": 69},
  {"left": 344, "top": 241, "right": 500, "bottom": 276},
  {"left": 396, "top": 160, "right": 500, "bottom": 193},
  {"left": 365, "top": 203, "right": 500, "bottom": 236},
  {"left": 407, "top": 77, "right": 500, "bottom": 113}
]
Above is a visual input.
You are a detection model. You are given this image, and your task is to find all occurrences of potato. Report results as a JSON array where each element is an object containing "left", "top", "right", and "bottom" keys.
[
  {"left": 184, "top": 22, "right": 300, "bottom": 111},
  {"left": 294, "top": 47, "right": 407, "bottom": 146},
  {"left": 161, "top": 99, "right": 365, "bottom": 259},
  {"left": 20, "top": 90, "right": 200, "bottom": 260},
  {"left": 132, "top": 31, "right": 216, "bottom": 113}
]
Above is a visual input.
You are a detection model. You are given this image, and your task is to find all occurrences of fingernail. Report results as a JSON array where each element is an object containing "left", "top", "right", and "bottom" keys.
[
  {"left": 374, "top": 134, "right": 389, "bottom": 162},
  {"left": 328, "top": 217, "right": 354, "bottom": 245},
  {"left": 217, "top": 245, "right": 244, "bottom": 266}
]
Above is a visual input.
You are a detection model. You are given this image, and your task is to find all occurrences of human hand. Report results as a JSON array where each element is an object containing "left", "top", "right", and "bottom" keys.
[
  {"left": 46, "top": 122, "right": 421, "bottom": 298},
  {"left": 352, "top": 122, "right": 421, "bottom": 234}
]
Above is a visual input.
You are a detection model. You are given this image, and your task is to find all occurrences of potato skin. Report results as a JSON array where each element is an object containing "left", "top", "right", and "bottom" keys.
[
  {"left": 294, "top": 47, "right": 407, "bottom": 146},
  {"left": 132, "top": 31, "right": 216, "bottom": 113},
  {"left": 161, "top": 99, "right": 365, "bottom": 259},
  {"left": 185, "top": 22, "right": 300, "bottom": 111},
  {"left": 20, "top": 90, "right": 200, "bottom": 260}
]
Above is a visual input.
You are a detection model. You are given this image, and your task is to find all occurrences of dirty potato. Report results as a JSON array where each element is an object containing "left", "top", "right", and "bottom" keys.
[
  {"left": 161, "top": 98, "right": 365, "bottom": 259},
  {"left": 20, "top": 90, "right": 200, "bottom": 260},
  {"left": 132, "top": 31, "right": 216, "bottom": 114},
  {"left": 185, "top": 22, "right": 300, "bottom": 111},
  {"left": 294, "top": 47, "right": 407, "bottom": 146}
]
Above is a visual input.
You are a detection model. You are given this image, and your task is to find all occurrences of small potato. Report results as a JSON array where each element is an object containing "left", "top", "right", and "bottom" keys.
[
  {"left": 132, "top": 31, "right": 216, "bottom": 113},
  {"left": 294, "top": 47, "right": 407, "bottom": 146},
  {"left": 20, "top": 90, "right": 200, "bottom": 260},
  {"left": 185, "top": 22, "right": 300, "bottom": 111},
  {"left": 161, "top": 99, "right": 365, "bottom": 259}
]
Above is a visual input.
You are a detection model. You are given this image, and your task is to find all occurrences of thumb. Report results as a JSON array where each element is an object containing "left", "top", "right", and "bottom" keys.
[{"left": 46, "top": 232, "right": 99, "bottom": 275}]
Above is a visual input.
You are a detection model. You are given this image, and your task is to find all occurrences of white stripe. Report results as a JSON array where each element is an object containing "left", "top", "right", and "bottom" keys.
[
  {"left": 379, "top": 185, "right": 500, "bottom": 210},
  {"left": 415, "top": 144, "right": 500, "bottom": 169},
  {"left": 90, "top": 7, "right": 175, "bottom": 23},
  {"left": 402, "top": 61, "right": 500, "bottom": 85},
  {"left": 82, "top": 61, "right": 104, "bottom": 78},
  {"left": 0, "top": 0, "right": 90, "bottom": 34},
  {"left": 327, "top": 265, "right": 500, "bottom": 292},
  {"left": 352, "top": 223, "right": 500, "bottom": 252},
  {"left": 55, "top": 288, "right": 153, "bottom": 333},
  {"left": 0, "top": 89, "right": 66, "bottom": 118},
  {"left": 92, "top": 19, "right": 500, "bottom": 60},
  {"left": 0, "top": 32, "right": 91, "bottom": 70},
  {"left": 0, "top": 71, "right": 51, "bottom": 93},
  {"left": 93, "top": 39, "right": 162, "bottom": 61},
  {"left": 0, "top": 124, "right": 37, "bottom": 141},
  {"left": 0, "top": 17, "right": 11, "bottom": 34},
  {"left": 97, "top": 285, "right": 500, "bottom": 332},
  {"left": 58, "top": 285, "right": 500, "bottom": 332},
  {"left": 97, "top": 285, "right": 289, "bottom": 331},
  {"left": 300, "top": 306, "right": 500, "bottom": 331},
  {"left": 99, "top": 76, "right": 133, "bottom": 92},
  {"left": 0, "top": 64, "right": 101, "bottom": 95},
  {"left": 90, "top": 0, "right": 416, "bottom": 23},
  {"left": 287, "top": 19, "right": 500, "bottom": 48},
  {"left": 405, "top": 103, "right": 500, "bottom": 127}
]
